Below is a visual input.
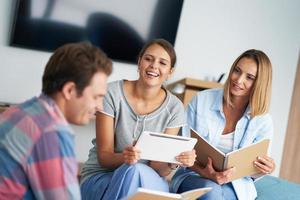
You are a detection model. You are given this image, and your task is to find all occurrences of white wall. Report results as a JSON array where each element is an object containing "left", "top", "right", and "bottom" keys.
[
  {"left": 1, "top": 0, "right": 299, "bottom": 177},
  {"left": 172, "top": 0, "right": 300, "bottom": 177}
]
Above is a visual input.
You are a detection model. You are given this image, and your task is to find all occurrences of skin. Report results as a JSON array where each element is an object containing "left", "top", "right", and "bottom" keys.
[
  {"left": 97, "top": 44, "right": 196, "bottom": 177},
  {"left": 53, "top": 71, "right": 108, "bottom": 125},
  {"left": 191, "top": 57, "right": 275, "bottom": 184}
]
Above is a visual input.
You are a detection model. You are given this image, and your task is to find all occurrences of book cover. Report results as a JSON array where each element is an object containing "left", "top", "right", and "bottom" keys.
[
  {"left": 125, "top": 187, "right": 212, "bottom": 200},
  {"left": 191, "top": 129, "right": 270, "bottom": 181}
]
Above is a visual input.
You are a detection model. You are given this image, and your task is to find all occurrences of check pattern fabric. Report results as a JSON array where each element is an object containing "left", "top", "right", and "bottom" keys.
[{"left": 0, "top": 94, "right": 80, "bottom": 200}]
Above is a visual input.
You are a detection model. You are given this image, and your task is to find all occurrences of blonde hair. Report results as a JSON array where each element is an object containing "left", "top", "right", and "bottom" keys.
[{"left": 223, "top": 49, "right": 272, "bottom": 117}]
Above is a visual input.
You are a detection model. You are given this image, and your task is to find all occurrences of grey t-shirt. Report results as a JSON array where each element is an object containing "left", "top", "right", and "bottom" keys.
[{"left": 80, "top": 80, "right": 185, "bottom": 184}]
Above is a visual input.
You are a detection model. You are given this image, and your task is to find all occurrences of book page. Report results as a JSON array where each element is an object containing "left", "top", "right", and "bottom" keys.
[
  {"left": 181, "top": 187, "right": 212, "bottom": 200},
  {"left": 125, "top": 187, "right": 212, "bottom": 200},
  {"left": 126, "top": 188, "right": 181, "bottom": 200},
  {"left": 191, "top": 129, "right": 226, "bottom": 171},
  {"left": 225, "top": 139, "right": 270, "bottom": 181}
]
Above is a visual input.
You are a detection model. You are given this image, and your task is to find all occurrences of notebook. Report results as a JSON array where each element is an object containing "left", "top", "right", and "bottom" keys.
[{"left": 191, "top": 128, "right": 270, "bottom": 181}]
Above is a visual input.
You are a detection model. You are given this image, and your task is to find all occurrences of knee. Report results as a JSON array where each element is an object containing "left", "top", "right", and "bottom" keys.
[
  {"left": 120, "top": 163, "right": 150, "bottom": 176},
  {"left": 199, "top": 179, "right": 223, "bottom": 199},
  {"left": 200, "top": 179, "right": 221, "bottom": 189},
  {"left": 179, "top": 176, "right": 222, "bottom": 194},
  {"left": 132, "top": 163, "right": 149, "bottom": 171}
]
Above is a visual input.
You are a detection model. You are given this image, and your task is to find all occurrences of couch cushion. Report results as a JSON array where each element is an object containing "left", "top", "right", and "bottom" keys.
[{"left": 255, "top": 175, "right": 300, "bottom": 200}]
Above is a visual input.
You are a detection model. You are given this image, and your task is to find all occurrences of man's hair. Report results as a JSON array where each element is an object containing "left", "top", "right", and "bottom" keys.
[
  {"left": 138, "top": 38, "right": 176, "bottom": 68},
  {"left": 42, "top": 42, "right": 112, "bottom": 96},
  {"left": 223, "top": 49, "right": 272, "bottom": 117}
]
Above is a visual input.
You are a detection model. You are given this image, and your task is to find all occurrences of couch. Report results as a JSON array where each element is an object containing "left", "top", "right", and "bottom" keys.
[{"left": 255, "top": 175, "right": 300, "bottom": 199}]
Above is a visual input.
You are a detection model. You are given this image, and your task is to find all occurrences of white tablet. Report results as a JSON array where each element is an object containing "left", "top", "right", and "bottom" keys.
[{"left": 134, "top": 131, "right": 197, "bottom": 164}]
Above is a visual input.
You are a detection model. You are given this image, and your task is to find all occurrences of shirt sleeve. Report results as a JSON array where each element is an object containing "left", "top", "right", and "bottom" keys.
[
  {"left": 250, "top": 114, "right": 274, "bottom": 157},
  {"left": 26, "top": 130, "right": 80, "bottom": 200},
  {"left": 252, "top": 114, "right": 274, "bottom": 142},
  {"left": 99, "top": 83, "right": 117, "bottom": 118},
  {"left": 166, "top": 95, "right": 186, "bottom": 129},
  {"left": 250, "top": 114, "right": 274, "bottom": 181},
  {"left": 181, "top": 94, "right": 198, "bottom": 137}
]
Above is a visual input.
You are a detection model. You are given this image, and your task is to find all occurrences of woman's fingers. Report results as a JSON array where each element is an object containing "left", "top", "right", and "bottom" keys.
[
  {"left": 254, "top": 156, "right": 275, "bottom": 174},
  {"left": 176, "top": 150, "right": 196, "bottom": 167},
  {"left": 261, "top": 156, "right": 275, "bottom": 169},
  {"left": 123, "top": 146, "right": 141, "bottom": 164},
  {"left": 125, "top": 146, "right": 141, "bottom": 153},
  {"left": 206, "top": 157, "right": 215, "bottom": 172},
  {"left": 213, "top": 167, "right": 235, "bottom": 184},
  {"left": 254, "top": 161, "right": 270, "bottom": 174},
  {"left": 204, "top": 157, "right": 236, "bottom": 184}
]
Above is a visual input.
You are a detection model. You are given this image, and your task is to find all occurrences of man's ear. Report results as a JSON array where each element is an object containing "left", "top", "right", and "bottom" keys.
[{"left": 61, "top": 82, "right": 76, "bottom": 100}]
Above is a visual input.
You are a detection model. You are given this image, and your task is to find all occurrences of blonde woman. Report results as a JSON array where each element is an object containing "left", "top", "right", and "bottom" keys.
[{"left": 171, "top": 49, "right": 275, "bottom": 200}]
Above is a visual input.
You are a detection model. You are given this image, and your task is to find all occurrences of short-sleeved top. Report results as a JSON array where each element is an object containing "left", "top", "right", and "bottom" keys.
[
  {"left": 80, "top": 80, "right": 185, "bottom": 184},
  {"left": 0, "top": 94, "right": 80, "bottom": 200}
]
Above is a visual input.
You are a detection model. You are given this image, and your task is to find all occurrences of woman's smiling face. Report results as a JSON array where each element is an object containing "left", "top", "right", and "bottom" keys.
[
  {"left": 138, "top": 44, "right": 173, "bottom": 87},
  {"left": 230, "top": 57, "right": 258, "bottom": 98}
]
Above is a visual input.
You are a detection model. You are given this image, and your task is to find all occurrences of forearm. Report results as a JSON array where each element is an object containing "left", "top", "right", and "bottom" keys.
[{"left": 98, "top": 151, "right": 125, "bottom": 169}]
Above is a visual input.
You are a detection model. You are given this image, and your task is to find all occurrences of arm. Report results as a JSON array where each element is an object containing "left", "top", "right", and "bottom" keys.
[
  {"left": 28, "top": 131, "right": 79, "bottom": 199},
  {"left": 254, "top": 155, "right": 275, "bottom": 175},
  {"left": 252, "top": 114, "right": 276, "bottom": 176},
  {"left": 96, "top": 113, "right": 140, "bottom": 169}
]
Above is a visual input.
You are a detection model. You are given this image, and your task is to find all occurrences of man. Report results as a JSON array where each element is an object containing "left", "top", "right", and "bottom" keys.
[{"left": 0, "top": 42, "right": 112, "bottom": 199}]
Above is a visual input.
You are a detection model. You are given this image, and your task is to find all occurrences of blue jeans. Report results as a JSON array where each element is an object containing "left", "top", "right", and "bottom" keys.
[
  {"left": 178, "top": 175, "right": 238, "bottom": 200},
  {"left": 80, "top": 163, "right": 169, "bottom": 200}
]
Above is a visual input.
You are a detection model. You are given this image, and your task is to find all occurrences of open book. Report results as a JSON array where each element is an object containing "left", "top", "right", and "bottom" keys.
[
  {"left": 191, "top": 129, "right": 270, "bottom": 181},
  {"left": 125, "top": 187, "right": 212, "bottom": 200},
  {"left": 135, "top": 131, "right": 197, "bottom": 164}
]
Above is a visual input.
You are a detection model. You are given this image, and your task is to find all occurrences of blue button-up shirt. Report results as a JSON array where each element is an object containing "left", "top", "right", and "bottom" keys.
[{"left": 170, "top": 88, "right": 273, "bottom": 200}]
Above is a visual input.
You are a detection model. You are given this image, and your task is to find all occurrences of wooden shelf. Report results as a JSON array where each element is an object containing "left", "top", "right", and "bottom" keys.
[
  {"left": 0, "top": 106, "right": 8, "bottom": 113},
  {"left": 167, "top": 78, "right": 223, "bottom": 106},
  {"left": 0, "top": 102, "right": 13, "bottom": 113}
]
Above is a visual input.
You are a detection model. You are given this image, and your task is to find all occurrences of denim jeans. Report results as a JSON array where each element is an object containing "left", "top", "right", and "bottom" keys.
[
  {"left": 81, "top": 163, "right": 169, "bottom": 200},
  {"left": 177, "top": 175, "right": 238, "bottom": 200}
]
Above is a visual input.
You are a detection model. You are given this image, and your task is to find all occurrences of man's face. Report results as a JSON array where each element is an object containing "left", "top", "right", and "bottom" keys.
[{"left": 65, "top": 71, "right": 108, "bottom": 125}]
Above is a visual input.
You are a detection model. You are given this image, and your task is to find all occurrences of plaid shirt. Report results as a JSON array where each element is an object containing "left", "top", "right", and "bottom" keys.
[{"left": 0, "top": 94, "right": 80, "bottom": 200}]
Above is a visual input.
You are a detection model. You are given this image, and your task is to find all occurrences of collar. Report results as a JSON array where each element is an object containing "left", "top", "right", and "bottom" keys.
[
  {"left": 39, "top": 93, "right": 73, "bottom": 131},
  {"left": 210, "top": 89, "right": 251, "bottom": 119},
  {"left": 39, "top": 93, "right": 56, "bottom": 107}
]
